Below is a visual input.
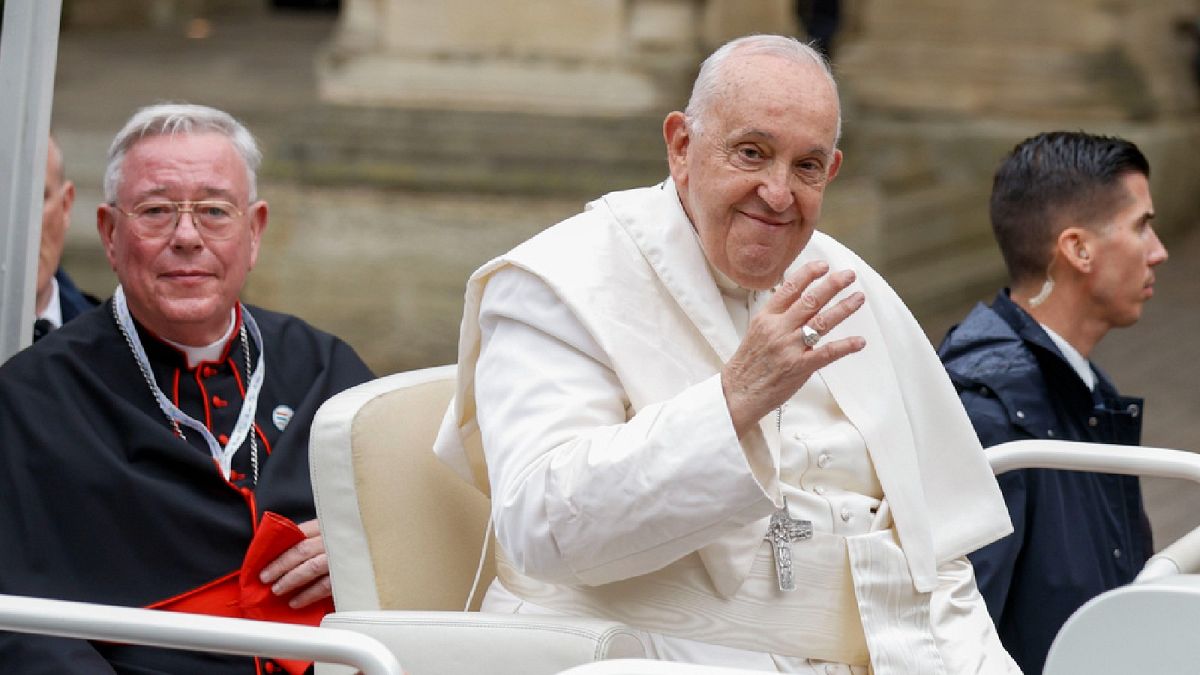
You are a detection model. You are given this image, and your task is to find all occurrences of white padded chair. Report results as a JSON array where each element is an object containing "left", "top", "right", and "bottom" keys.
[{"left": 309, "top": 365, "right": 647, "bottom": 675}]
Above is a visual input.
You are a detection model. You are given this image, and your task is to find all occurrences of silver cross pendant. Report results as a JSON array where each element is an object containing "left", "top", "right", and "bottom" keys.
[{"left": 766, "top": 497, "right": 813, "bottom": 591}]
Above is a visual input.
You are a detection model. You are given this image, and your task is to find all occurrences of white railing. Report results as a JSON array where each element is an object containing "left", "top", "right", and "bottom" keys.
[
  {"left": 0, "top": 594, "right": 402, "bottom": 675},
  {"left": 987, "top": 439, "right": 1200, "bottom": 580}
]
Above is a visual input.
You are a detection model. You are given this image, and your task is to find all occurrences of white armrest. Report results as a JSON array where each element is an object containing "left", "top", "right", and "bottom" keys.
[
  {"left": 0, "top": 594, "right": 402, "bottom": 675},
  {"left": 987, "top": 439, "right": 1200, "bottom": 483},
  {"left": 317, "top": 611, "right": 647, "bottom": 675},
  {"left": 1137, "top": 523, "right": 1200, "bottom": 582}
]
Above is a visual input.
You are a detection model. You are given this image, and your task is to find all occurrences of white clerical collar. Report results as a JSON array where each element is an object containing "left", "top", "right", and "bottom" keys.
[
  {"left": 37, "top": 276, "right": 64, "bottom": 328},
  {"left": 1039, "top": 322, "right": 1096, "bottom": 391},
  {"left": 162, "top": 309, "right": 238, "bottom": 369}
]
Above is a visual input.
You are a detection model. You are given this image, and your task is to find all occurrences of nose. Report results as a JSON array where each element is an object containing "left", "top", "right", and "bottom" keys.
[
  {"left": 1147, "top": 227, "right": 1168, "bottom": 266},
  {"left": 756, "top": 166, "right": 794, "bottom": 213},
  {"left": 170, "top": 210, "right": 204, "bottom": 249}
]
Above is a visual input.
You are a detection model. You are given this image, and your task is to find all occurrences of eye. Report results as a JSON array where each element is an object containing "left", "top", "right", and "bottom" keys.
[
  {"left": 734, "top": 144, "right": 766, "bottom": 163},
  {"left": 197, "top": 202, "right": 235, "bottom": 219},
  {"left": 794, "top": 158, "right": 830, "bottom": 186},
  {"left": 135, "top": 202, "right": 174, "bottom": 217}
]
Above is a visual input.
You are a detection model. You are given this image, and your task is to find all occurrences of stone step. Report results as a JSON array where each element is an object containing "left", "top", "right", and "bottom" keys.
[
  {"left": 888, "top": 244, "right": 1007, "bottom": 317},
  {"left": 264, "top": 105, "right": 670, "bottom": 196},
  {"left": 879, "top": 182, "right": 992, "bottom": 267}
]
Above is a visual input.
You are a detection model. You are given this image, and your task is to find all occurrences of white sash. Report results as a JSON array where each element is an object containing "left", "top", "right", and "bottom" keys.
[{"left": 497, "top": 527, "right": 944, "bottom": 674}]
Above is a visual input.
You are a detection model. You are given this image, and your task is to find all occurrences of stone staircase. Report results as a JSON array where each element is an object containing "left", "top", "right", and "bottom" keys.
[{"left": 264, "top": 105, "right": 671, "bottom": 197}]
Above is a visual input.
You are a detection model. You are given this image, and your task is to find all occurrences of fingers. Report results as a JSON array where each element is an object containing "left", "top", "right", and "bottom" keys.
[
  {"left": 803, "top": 289, "right": 865, "bottom": 341},
  {"left": 781, "top": 267, "right": 858, "bottom": 328},
  {"left": 263, "top": 546, "right": 331, "bottom": 607},
  {"left": 259, "top": 529, "right": 322, "bottom": 585},
  {"left": 259, "top": 519, "right": 331, "bottom": 607},
  {"left": 765, "top": 261, "right": 829, "bottom": 313},
  {"left": 803, "top": 334, "right": 867, "bottom": 370},
  {"left": 287, "top": 574, "right": 333, "bottom": 609}
]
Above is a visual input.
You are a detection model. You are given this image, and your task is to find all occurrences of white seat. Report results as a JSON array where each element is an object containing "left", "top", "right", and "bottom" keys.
[
  {"left": 308, "top": 365, "right": 647, "bottom": 674},
  {"left": 1043, "top": 575, "right": 1200, "bottom": 674}
]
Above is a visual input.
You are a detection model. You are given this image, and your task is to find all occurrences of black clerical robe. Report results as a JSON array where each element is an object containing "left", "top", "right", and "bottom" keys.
[{"left": 0, "top": 300, "right": 375, "bottom": 674}]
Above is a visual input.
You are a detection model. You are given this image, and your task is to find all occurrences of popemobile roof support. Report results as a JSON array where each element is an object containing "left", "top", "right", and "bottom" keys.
[{"left": 0, "top": 0, "right": 61, "bottom": 364}]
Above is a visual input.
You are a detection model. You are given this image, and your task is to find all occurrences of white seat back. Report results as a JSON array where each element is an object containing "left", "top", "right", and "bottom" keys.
[
  {"left": 1044, "top": 575, "right": 1200, "bottom": 674},
  {"left": 309, "top": 365, "right": 493, "bottom": 612}
]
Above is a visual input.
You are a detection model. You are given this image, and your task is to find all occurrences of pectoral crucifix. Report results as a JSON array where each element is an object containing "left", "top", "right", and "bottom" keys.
[{"left": 767, "top": 497, "right": 813, "bottom": 592}]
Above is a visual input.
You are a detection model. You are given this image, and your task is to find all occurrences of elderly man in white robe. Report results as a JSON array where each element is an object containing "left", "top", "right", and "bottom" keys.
[{"left": 435, "top": 35, "right": 1020, "bottom": 674}]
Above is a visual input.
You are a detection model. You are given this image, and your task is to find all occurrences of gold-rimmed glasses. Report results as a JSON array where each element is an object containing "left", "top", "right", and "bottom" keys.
[{"left": 112, "top": 200, "right": 246, "bottom": 240}]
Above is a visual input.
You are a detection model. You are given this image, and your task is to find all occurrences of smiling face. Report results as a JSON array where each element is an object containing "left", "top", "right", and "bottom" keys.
[
  {"left": 1080, "top": 171, "right": 1167, "bottom": 329},
  {"left": 665, "top": 53, "right": 842, "bottom": 290},
  {"left": 97, "top": 132, "right": 267, "bottom": 345}
]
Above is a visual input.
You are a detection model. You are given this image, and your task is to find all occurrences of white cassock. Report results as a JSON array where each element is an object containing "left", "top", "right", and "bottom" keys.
[{"left": 434, "top": 179, "right": 1021, "bottom": 674}]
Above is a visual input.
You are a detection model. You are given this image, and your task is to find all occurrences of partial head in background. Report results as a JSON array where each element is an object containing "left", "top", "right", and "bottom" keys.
[
  {"left": 37, "top": 136, "right": 76, "bottom": 315},
  {"left": 97, "top": 103, "right": 269, "bottom": 346},
  {"left": 664, "top": 35, "right": 843, "bottom": 290}
]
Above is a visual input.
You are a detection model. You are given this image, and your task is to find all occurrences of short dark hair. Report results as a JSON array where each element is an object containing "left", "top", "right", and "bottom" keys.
[{"left": 989, "top": 131, "right": 1149, "bottom": 284}]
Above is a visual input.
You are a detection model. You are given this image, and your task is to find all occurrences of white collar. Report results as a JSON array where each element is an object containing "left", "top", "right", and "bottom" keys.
[
  {"left": 37, "top": 276, "right": 63, "bottom": 328},
  {"left": 1039, "top": 322, "right": 1096, "bottom": 391},
  {"left": 162, "top": 309, "right": 238, "bottom": 369}
]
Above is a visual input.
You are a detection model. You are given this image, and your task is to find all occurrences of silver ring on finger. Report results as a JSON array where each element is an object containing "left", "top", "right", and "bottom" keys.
[{"left": 801, "top": 324, "right": 821, "bottom": 348}]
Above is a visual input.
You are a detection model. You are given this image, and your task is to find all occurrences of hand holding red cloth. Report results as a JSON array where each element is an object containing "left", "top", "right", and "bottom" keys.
[{"left": 148, "top": 512, "right": 335, "bottom": 674}]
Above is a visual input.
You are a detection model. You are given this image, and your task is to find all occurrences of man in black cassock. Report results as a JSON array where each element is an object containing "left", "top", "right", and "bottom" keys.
[{"left": 0, "top": 104, "right": 375, "bottom": 674}]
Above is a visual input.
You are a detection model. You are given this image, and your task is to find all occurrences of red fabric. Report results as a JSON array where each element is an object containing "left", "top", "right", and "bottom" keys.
[{"left": 148, "top": 512, "right": 334, "bottom": 675}]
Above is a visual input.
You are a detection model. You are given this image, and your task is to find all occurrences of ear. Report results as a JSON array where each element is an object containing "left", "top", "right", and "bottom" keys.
[
  {"left": 1057, "top": 227, "right": 1093, "bottom": 273},
  {"left": 246, "top": 200, "right": 269, "bottom": 270},
  {"left": 61, "top": 180, "right": 76, "bottom": 231},
  {"left": 663, "top": 111, "right": 691, "bottom": 188},
  {"left": 96, "top": 204, "right": 120, "bottom": 272},
  {"left": 826, "top": 149, "right": 843, "bottom": 184}
]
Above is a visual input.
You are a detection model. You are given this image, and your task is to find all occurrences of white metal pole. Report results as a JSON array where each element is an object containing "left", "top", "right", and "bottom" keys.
[{"left": 0, "top": 0, "right": 62, "bottom": 363}]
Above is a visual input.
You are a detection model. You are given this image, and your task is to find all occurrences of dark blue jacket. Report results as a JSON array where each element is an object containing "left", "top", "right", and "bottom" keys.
[
  {"left": 55, "top": 267, "right": 99, "bottom": 323},
  {"left": 938, "top": 290, "right": 1152, "bottom": 675}
]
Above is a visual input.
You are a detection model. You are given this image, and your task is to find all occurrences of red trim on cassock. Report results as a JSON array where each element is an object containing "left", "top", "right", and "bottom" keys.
[
  {"left": 146, "top": 512, "right": 330, "bottom": 675},
  {"left": 196, "top": 368, "right": 213, "bottom": 430}
]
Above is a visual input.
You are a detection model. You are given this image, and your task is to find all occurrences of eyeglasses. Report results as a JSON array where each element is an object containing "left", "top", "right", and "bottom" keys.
[{"left": 113, "top": 200, "right": 246, "bottom": 240}]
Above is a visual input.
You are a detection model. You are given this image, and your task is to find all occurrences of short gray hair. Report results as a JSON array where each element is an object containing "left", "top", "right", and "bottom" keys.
[
  {"left": 104, "top": 103, "right": 262, "bottom": 204},
  {"left": 684, "top": 35, "right": 842, "bottom": 146}
]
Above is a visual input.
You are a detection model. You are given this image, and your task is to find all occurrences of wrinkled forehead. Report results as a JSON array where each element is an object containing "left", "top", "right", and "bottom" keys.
[
  {"left": 707, "top": 55, "right": 839, "bottom": 139},
  {"left": 119, "top": 132, "right": 249, "bottom": 200}
]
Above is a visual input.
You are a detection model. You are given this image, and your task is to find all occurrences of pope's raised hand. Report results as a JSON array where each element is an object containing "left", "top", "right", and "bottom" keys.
[{"left": 722, "top": 260, "right": 866, "bottom": 437}]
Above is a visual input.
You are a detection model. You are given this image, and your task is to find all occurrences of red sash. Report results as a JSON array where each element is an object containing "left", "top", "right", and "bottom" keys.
[{"left": 148, "top": 512, "right": 334, "bottom": 674}]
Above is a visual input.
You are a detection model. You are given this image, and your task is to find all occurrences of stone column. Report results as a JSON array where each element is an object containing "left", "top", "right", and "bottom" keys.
[{"left": 317, "top": 0, "right": 707, "bottom": 116}]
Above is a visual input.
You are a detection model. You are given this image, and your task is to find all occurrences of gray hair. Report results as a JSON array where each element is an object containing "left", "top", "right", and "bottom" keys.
[
  {"left": 103, "top": 103, "right": 262, "bottom": 204},
  {"left": 684, "top": 35, "right": 842, "bottom": 146}
]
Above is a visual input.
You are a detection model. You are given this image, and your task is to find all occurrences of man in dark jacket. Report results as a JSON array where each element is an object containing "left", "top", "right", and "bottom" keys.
[
  {"left": 33, "top": 136, "right": 100, "bottom": 341},
  {"left": 938, "top": 131, "right": 1168, "bottom": 675}
]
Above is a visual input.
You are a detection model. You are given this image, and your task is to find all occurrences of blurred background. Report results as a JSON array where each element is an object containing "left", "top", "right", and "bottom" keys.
[{"left": 32, "top": 0, "right": 1200, "bottom": 540}]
